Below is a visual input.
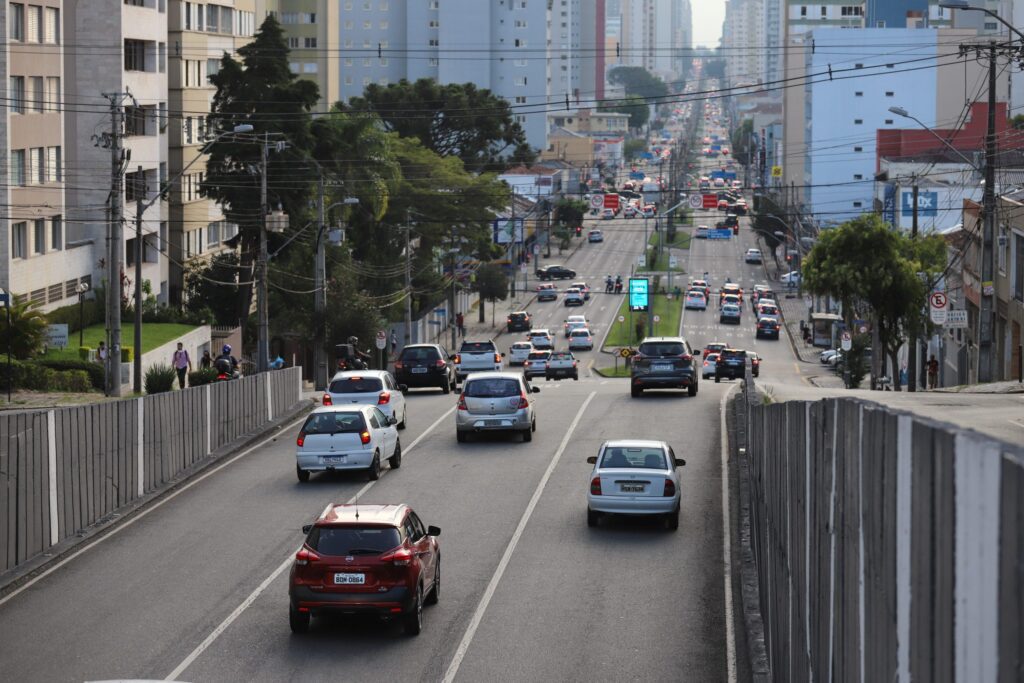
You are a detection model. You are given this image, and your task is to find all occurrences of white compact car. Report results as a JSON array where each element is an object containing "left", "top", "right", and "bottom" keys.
[
  {"left": 564, "top": 314, "right": 589, "bottom": 337},
  {"left": 684, "top": 290, "right": 707, "bottom": 310},
  {"left": 508, "top": 341, "right": 534, "bottom": 366},
  {"left": 295, "top": 405, "right": 401, "bottom": 482},
  {"left": 323, "top": 370, "right": 407, "bottom": 430},
  {"left": 701, "top": 352, "right": 719, "bottom": 380},
  {"left": 567, "top": 328, "right": 594, "bottom": 351},
  {"left": 586, "top": 440, "right": 686, "bottom": 530},
  {"left": 528, "top": 329, "right": 554, "bottom": 350},
  {"left": 745, "top": 248, "right": 762, "bottom": 264},
  {"left": 456, "top": 372, "right": 540, "bottom": 443}
]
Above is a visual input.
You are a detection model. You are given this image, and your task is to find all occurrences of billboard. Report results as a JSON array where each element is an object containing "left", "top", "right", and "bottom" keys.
[
  {"left": 901, "top": 191, "right": 938, "bottom": 217},
  {"left": 492, "top": 218, "right": 524, "bottom": 244},
  {"left": 629, "top": 278, "right": 649, "bottom": 312}
]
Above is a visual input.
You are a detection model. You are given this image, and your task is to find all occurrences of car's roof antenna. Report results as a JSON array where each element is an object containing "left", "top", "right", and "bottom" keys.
[{"left": 355, "top": 506, "right": 359, "bottom": 520}]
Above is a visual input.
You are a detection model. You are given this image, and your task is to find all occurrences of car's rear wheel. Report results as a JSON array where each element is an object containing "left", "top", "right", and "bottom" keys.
[
  {"left": 296, "top": 466, "right": 310, "bottom": 483},
  {"left": 398, "top": 408, "right": 407, "bottom": 430},
  {"left": 665, "top": 506, "right": 680, "bottom": 531},
  {"left": 404, "top": 586, "right": 423, "bottom": 636},
  {"left": 715, "top": 376, "right": 721, "bottom": 383},
  {"left": 631, "top": 386, "right": 643, "bottom": 397},
  {"left": 389, "top": 439, "right": 402, "bottom": 469},
  {"left": 531, "top": 418, "right": 537, "bottom": 432},
  {"left": 289, "top": 603, "right": 310, "bottom": 634},
  {"left": 368, "top": 452, "right": 381, "bottom": 481},
  {"left": 425, "top": 556, "right": 440, "bottom": 605},
  {"left": 441, "top": 378, "right": 451, "bottom": 394},
  {"left": 688, "top": 382, "right": 698, "bottom": 397},
  {"left": 522, "top": 426, "right": 533, "bottom": 442},
  {"left": 456, "top": 431, "right": 468, "bottom": 443},
  {"left": 587, "top": 508, "right": 600, "bottom": 527}
]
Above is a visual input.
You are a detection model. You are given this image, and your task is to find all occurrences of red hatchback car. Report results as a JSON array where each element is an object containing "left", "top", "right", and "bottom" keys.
[{"left": 289, "top": 503, "right": 441, "bottom": 636}]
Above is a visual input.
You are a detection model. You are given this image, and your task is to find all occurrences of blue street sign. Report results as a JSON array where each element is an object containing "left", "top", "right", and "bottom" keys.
[
  {"left": 901, "top": 191, "right": 938, "bottom": 217},
  {"left": 629, "top": 278, "right": 649, "bottom": 312},
  {"left": 0, "top": 292, "right": 8, "bottom": 307},
  {"left": 707, "top": 229, "right": 733, "bottom": 240}
]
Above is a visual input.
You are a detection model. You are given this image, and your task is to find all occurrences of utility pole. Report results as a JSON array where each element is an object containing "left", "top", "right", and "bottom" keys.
[
  {"left": 257, "top": 135, "right": 269, "bottom": 374},
  {"left": 509, "top": 188, "right": 517, "bottom": 298},
  {"left": 908, "top": 178, "right": 919, "bottom": 392},
  {"left": 314, "top": 172, "right": 327, "bottom": 390},
  {"left": 133, "top": 165, "right": 144, "bottom": 394},
  {"left": 104, "top": 93, "right": 126, "bottom": 397},
  {"left": 978, "top": 42, "right": 997, "bottom": 383},
  {"left": 404, "top": 210, "right": 413, "bottom": 348},
  {"left": 449, "top": 224, "right": 457, "bottom": 350}
]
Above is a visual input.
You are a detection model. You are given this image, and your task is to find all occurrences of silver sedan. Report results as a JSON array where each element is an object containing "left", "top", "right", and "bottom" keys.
[{"left": 586, "top": 440, "right": 686, "bottom": 530}]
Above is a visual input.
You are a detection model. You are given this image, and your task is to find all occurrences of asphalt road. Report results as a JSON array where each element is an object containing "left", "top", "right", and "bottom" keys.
[{"left": 0, "top": 135, "right": 810, "bottom": 683}]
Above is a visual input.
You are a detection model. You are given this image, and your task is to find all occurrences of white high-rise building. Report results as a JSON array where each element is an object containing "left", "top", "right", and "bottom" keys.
[
  {"left": 619, "top": 0, "right": 685, "bottom": 81},
  {"left": 722, "top": 0, "right": 765, "bottom": 87}
]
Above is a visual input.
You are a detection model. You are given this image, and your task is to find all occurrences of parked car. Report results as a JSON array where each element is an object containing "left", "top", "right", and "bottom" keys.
[
  {"left": 780, "top": 271, "right": 801, "bottom": 287},
  {"left": 755, "top": 316, "right": 781, "bottom": 339},
  {"left": 630, "top": 336, "right": 699, "bottom": 397},
  {"left": 685, "top": 290, "right": 707, "bottom": 310},
  {"left": 295, "top": 405, "right": 401, "bottom": 483},
  {"left": 288, "top": 503, "right": 440, "bottom": 635},
  {"left": 393, "top": 344, "right": 457, "bottom": 394},
  {"left": 744, "top": 248, "right": 763, "bottom": 264},
  {"left": 522, "top": 350, "right": 552, "bottom": 379},
  {"left": 701, "top": 352, "right": 719, "bottom": 380},
  {"left": 564, "top": 288, "right": 585, "bottom": 307},
  {"left": 536, "top": 264, "right": 577, "bottom": 280},
  {"left": 820, "top": 349, "right": 841, "bottom": 364},
  {"left": 323, "top": 371, "right": 407, "bottom": 429},
  {"left": 528, "top": 328, "right": 554, "bottom": 350},
  {"left": 545, "top": 351, "right": 579, "bottom": 381},
  {"left": 537, "top": 283, "right": 558, "bottom": 302},
  {"left": 455, "top": 372, "right": 540, "bottom": 442},
  {"left": 715, "top": 348, "right": 747, "bottom": 382},
  {"left": 586, "top": 440, "right": 686, "bottom": 530},
  {"left": 508, "top": 341, "right": 534, "bottom": 366},
  {"left": 506, "top": 310, "right": 532, "bottom": 332},
  {"left": 564, "top": 314, "right": 589, "bottom": 337},
  {"left": 567, "top": 328, "right": 594, "bottom": 351},
  {"left": 587, "top": 229, "right": 604, "bottom": 243},
  {"left": 453, "top": 339, "right": 503, "bottom": 382}
]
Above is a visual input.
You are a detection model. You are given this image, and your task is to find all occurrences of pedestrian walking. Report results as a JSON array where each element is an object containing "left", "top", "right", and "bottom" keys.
[
  {"left": 97, "top": 341, "right": 108, "bottom": 363},
  {"left": 927, "top": 354, "right": 939, "bottom": 389},
  {"left": 390, "top": 330, "right": 398, "bottom": 357},
  {"left": 200, "top": 350, "right": 212, "bottom": 369},
  {"left": 172, "top": 342, "right": 192, "bottom": 389},
  {"left": 455, "top": 312, "right": 465, "bottom": 337}
]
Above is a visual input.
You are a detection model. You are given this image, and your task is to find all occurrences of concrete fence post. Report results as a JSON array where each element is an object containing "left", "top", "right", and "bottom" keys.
[
  {"left": 266, "top": 374, "right": 273, "bottom": 421},
  {"left": 136, "top": 397, "right": 144, "bottom": 498},
  {"left": 46, "top": 410, "right": 58, "bottom": 546},
  {"left": 896, "top": 415, "right": 912, "bottom": 683},
  {"left": 205, "top": 384, "right": 211, "bottom": 456}
]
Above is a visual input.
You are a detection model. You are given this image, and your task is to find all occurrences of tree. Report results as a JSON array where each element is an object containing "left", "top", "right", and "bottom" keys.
[
  {"left": 608, "top": 67, "right": 669, "bottom": 100},
  {"left": 183, "top": 253, "right": 242, "bottom": 326},
  {"left": 474, "top": 263, "right": 509, "bottom": 324},
  {"left": 598, "top": 95, "right": 649, "bottom": 129},
  {"left": 343, "top": 79, "right": 536, "bottom": 172},
  {"left": 203, "top": 15, "right": 320, "bottom": 329},
  {"left": 1012, "top": 114, "right": 1024, "bottom": 130},
  {"left": 1, "top": 300, "right": 47, "bottom": 359},
  {"left": 731, "top": 119, "right": 754, "bottom": 165},
  {"left": 553, "top": 198, "right": 587, "bottom": 228}
]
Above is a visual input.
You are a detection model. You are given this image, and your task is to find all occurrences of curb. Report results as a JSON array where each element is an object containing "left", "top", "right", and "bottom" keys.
[
  {"left": 0, "top": 397, "right": 315, "bottom": 597},
  {"left": 754, "top": 233, "right": 814, "bottom": 365}
]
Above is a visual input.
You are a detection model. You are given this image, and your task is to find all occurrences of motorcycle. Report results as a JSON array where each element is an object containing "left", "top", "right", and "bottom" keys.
[
  {"left": 214, "top": 357, "right": 241, "bottom": 381},
  {"left": 605, "top": 279, "right": 614, "bottom": 294},
  {"left": 614, "top": 281, "right": 623, "bottom": 294},
  {"left": 337, "top": 356, "right": 368, "bottom": 372}
]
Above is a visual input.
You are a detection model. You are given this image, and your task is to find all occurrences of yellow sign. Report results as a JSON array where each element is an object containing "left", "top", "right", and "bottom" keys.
[
  {"left": 771, "top": 165, "right": 783, "bottom": 178},
  {"left": 619, "top": 347, "right": 634, "bottom": 359}
]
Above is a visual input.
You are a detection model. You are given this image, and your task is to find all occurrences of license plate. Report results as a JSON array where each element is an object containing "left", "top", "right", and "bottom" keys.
[
  {"left": 412, "top": 367, "right": 428, "bottom": 374},
  {"left": 621, "top": 484, "right": 644, "bottom": 492},
  {"left": 651, "top": 363, "right": 672, "bottom": 373},
  {"left": 334, "top": 573, "right": 365, "bottom": 585},
  {"left": 323, "top": 456, "right": 347, "bottom": 465}
]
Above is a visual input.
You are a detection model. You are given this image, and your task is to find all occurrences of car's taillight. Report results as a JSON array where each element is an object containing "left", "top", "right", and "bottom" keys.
[
  {"left": 295, "top": 547, "right": 319, "bottom": 566},
  {"left": 663, "top": 479, "right": 676, "bottom": 497},
  {"left": 523, "top": 361, "right": 531, "bottom": 367},
  {"left": 360, "top": 430, "right": 371, "bottom": 445},
  {"left": 590, "top": 476, "right": 602, "bottom": 495},
  {"left": 435, "top": 359, "right": 446, "bottom": 368},
  {"left": 378, "top": 391, "right": 391, "bottom": 405},
  {"left": 382, "top": 547, "right": 413, "bottom": 566},
  {"left": 517, "top": 393, "right": 529, "bottom": 409},
  {"left": 680, "top": 354, "right": 693, "bottom": 363},
  {"left": 394, "top": 361, "right": 404, "bottom": 370},
  {"left": 322, "top": 393, "right": 332, "bottom": 405},
  {"left": 494, "top": 353, "right": 501, "bottom": 363},
  {"left": 457, "top": 394, "right": 468, "bottom": 410},
  {"left": 633, "top": 353, "right": 645, "bottom": 361},
  {"left": 297, "top": 431, "right": 306, "bottom": 447},
  {"left": 703, "top": 361, "right": 709, "bottom": 367},
  {"left": 572, "top": 360, "right": 578, "bottom": 367},
  {"left": 454, "top": 354, "right": 461, "bottom": 364}
]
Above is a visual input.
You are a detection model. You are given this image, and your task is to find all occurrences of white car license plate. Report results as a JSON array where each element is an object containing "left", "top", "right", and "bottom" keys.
[
  {"left": 652, "top": 363, "right": 672, "bottom": 373},
  {"left": 323, "top": 456, "right": 347, "bottom": 465},
  {"left": 334, "top": 573, "right": 365, "bottom": 585},
  {"left": 412, "top": 367, "right": 428, "bottom": 374},
  {"left": 621, "top": 483, "right": 644, "bottom": 493}
]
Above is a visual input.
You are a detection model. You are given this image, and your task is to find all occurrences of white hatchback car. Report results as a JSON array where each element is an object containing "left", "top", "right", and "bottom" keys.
[
  {"left": 684, "top": 290, "right": 707, "bottom": 310},
  {"left": 456, "top": 372, "right": 540, "bottom": 443},
  {"left": 528, "top": 329, "right": 554, "bottom": 350},
  {"left": 323, "top": 370, "right": 408, "bottom": 430},
  {"left": 586, "top": 440, "right": 686, "bottom": 530},
  {"left": 567, "top": 328, "right": 594, "bottom": 351},
  {"left": 295, "top": 405, "right": 400, "bottom": 482},
  {"left": 564, "top": 314, "right": 589, "bottom": 337},
  {"left": 701, "top": 352, "right": 720, "bottom": 380},
  {"left": 508, "top": 341, "right": 534, "bottom": 366}
]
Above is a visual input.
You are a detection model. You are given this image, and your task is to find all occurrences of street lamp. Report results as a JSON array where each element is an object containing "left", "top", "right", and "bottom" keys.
[
  {"left": 76, "top": 282, "right": 90, "bottom": 347},
  {"left": 887, "top": 106, "right": 979, "bottom": 170},
  {"left": 938, "top": 1, "right": 1024, "bottom": 41},
  {"left": 0, "top": 287, "right": 9, "bottom": 402}
]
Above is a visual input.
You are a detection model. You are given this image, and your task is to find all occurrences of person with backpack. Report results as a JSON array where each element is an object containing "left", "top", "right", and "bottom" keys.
[{"left": 172, "top": 342, "right": 192, "bottom": 389}]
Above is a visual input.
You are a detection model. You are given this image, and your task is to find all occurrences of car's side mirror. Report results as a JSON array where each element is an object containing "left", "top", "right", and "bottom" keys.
[
  {"left": 399, "top": 384, "right": 408, "bottom": 393},
  {"left": 675, "top": 458, "right": 687, "bottom": 467},
  {"left": 427, "top": 525, "right": 441, "bottom": 537},
  {"left": 389, "top": 416, "right": 399, "bottom": 426},
  {"left": 531, "top": 386, "right": 541, "bottom": 394},
  {"left": 302, "top": 524, "right": 313, "bottom": 534},
  {"left": 587, "top": 456, "right": 598, "bottom": 464},
  {"left": 449, "top": 354, "right": 456, "bottom": 360}
]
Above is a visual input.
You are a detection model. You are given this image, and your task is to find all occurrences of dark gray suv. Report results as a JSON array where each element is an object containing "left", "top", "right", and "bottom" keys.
[{"left": 629, "top": 336, "right": 699, "bottom": 397}]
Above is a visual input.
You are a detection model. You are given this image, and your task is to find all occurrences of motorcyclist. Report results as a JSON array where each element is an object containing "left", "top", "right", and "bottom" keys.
[
  {"left": 214, "top": 344, "right": 239, "bottom": 378},
  {"left": 346, "top": 335, "right": 372, "bottom": 370},
  {"left": 605, "top": 274, "right": 614, "bottom": 293},
  {"left": 614, "top": 274, "right": 623, "bottom": 294}
]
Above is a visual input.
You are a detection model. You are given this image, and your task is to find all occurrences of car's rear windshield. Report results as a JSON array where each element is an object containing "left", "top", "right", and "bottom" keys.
[
  {"left": 570, "top": 330, "right": 589, "bottom": 337},
  {"left": 460, "top": 341, "right": 496, "bottom": 353},
  {"left": 512, "top": 342, "right": 532, "bottom": 349},
  {"left": 302, "top": 412, "right": 366, "bottom": 434},
  {"left": 530, "top": 331, "right": 550, "bottom": 337},
  {"left": 509, "top": 313, "right": 529, "bottom": 320},
  {"left": 329, "top": 377, "right": 383, "bottom": 393},
  {"left": 550, "top": 352, "right": 573, "bottom": 360},
  {"left": 399, "top": 346, "right": 440, "bottom": 361},
  {"left": 639, "top": 341, "right": 685, "bottom": 356},
  {"left": 307, "top": 526, "right": 401, "bottom": 556},
  {"left": 464, "top": 378, "right": 521, "bottom": 398},
  {"left": 705, "top": 353, "right": 720, "bottom": 361},
  {"left": 600, "top": 446, "right": 667, "bottom": 470},
  {"left": 528, "top": 351, "right": 551, "bottom": 360},
  {"left": 721, "top": 350, "right": 746, "bottom": 360}
]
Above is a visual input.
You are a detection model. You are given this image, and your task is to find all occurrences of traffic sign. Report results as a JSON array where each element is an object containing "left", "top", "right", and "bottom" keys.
[
  {"left": 929, "top": 291, "right": 948, "bottom": 325},
  {"left": 688, "top": 194, "right": 703, "bottom": 209},
  {"left": 619, "top": 347, "right": 634, "bottom": 358},
  {"left": 930, "top": 291, "right": 948, "bottom": 309},
  {"left": 638, "top": 255, "right": 646, "bottom": 267},
  {"left": 944, "top": 309, "right": 968, "bottom": 328},
  {"left": 375, "top": 330, "right": 387, "bottom": 350},
  {"left": 618, "top": 315, "right": 625, "bottom": 323},
  {"left": 653, "top": 315, "right": 661, "bottom": 323},
  {"left": 702, "top": 194, "right": 719, "bottom": 209},
  {"left": 590, "top": 194, "right": 604, "bottom": 209},
  {"left": 771, "top": 165, "right": 783, "bottom": 178},
  {"left": 840, "top": 331, "right": 852, "bottom": 351},
  {"left": 669, "top": 255, "right": 678, "bottom": 268}
]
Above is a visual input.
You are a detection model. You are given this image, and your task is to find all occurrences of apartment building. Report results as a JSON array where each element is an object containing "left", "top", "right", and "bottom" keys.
[
  {"left": 1, "top": 1, "right": 88, "bottom": 311},
  {"left": 166, "top": 0, "right": 258, "bottom": 304},
  {"left": 723, "top": 0, "right": 766, "bottom": 87},
  {"left": 264, "top": 0, "right": 338, "bottom": 110}
]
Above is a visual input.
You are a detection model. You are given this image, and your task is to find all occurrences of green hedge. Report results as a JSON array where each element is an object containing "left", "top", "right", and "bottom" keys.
[
  {"left": 144, "top": 363, "right": 177, "bottom": 394},
  {"left": 35, "top": 359, "right": 105, "bottom": 390},
  {"left": 188, "top": 368, "right": 220, "bottom": 387},
  {"left": 0, "top": 359, "right": 94, "bottom": 392}
]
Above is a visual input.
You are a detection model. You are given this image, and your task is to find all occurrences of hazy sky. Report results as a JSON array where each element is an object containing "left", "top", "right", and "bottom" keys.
[{"left": 691, "top": 0, "right": 726, "bottom": 48}]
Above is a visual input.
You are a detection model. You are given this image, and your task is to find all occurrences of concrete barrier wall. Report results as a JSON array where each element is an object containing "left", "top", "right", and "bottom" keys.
[
  {"left": 0, "top": 368, "right": 302, "bottom": 574},
  {"left": 740, "top": 387, "right": 1023, "bottom": 681}
]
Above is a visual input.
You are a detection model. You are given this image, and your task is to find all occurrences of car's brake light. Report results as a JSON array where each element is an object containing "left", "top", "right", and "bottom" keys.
[
  {"left": 663, "top": 479, "right": 676, "bottom": 497},
  {"left": 382, "top": 547, "right": 413, "bottom": 566},
  {"left": 394, "top": 361, "right": 404, "bottom": 370},
  {"left": 590, "top": 476, "right": 602, "bottom": 495},
  {"left": 378, "top": 391, "right": 391, "bottom": 405},
  {"left": 360, "top": 430, "right": 372, "bottom": 445},
  {"left": 435, "top": 359, "right": 446, "bottom": 368},
  {"left": 517, "top": 393, "right": 529, "bottom": 409},
  {"left": 295, "top": 547, "right": 319, "bottom": 566},
  {"left": 703, "top": 361, "right": 709, "bottom": 367},
  {"left": 297, "top": 431, "right": 306, "bottom": 447},
  {"left": 322, "top": 393, "right": 332, "bottom": 406},
  {"left": 680, "top": 354, "right": 692, "bottom": 363},
  {"left": 457, "top": 394, "right": 468, "bottom": 410},
  {"left": 453, "top": 354, "right": 461, "bottom": 364},
  {"left": 494, "top": 353, "right": 501, "bottom": 363}
]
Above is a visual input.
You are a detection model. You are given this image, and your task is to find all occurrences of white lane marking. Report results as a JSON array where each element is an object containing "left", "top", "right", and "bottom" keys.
[
  {"left": 442, "top": 392, "right": 597, "bottom": 683},
  {"left": 166, "top": 404, "right": 458, "bottom": 681},
  {"left": 0, "top": 410, "right": 312, "bottom": 608},
  {"left": 719, "top": 386, "right": 738, "bottom": 683}
]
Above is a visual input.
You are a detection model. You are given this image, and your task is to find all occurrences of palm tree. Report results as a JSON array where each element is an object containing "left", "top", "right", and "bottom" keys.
[{"left": 0, "top": 300, "right": 48, "bottom": 359}]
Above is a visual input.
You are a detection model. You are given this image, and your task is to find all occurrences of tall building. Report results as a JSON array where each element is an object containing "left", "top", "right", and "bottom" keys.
[
  {"left": 265, "top": 1, "right": 339, "bottom": 111},
  {"left": 674, "top": 0, "right": 693, "bottom": 77},
  {"left": 166, "top": 1, "right": 260, "bottom": 305},
  {"left": 723, "top": 0, "right": 765, "bottom": 87},
  {"left": 1, "top": 0, "right": 84, "bottom": 311},
  {"left": 763, "top": 0, "right": 783, "bottom": 85}
]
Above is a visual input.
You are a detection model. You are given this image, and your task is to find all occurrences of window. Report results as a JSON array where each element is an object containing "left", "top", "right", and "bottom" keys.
[
  {"left": 207, "top": 58, "right": 221, "bottom": 78},
  {"left": 999, "top": 226, "right": 1008, "bottom": 273},
  {"left": 1015, "top": 233, "right": 1024, "bottom": 301},
  {"left": 125, "top": 106, "right": 146, "bottom": 136},
  {"left": 853, "top": 146, "right": 863, "bottom": 152},
  {"left": 853, "top": 174, "right": 863, "bottom": 180},
  {"left": 800, "top": 5, "right": 807, "bottom": 17},
  {"left": 26, "top": 4, "right": 41, "bottom": 42},
  {"left": 51, "top": 215, "right": 62, "bottom": 250},
  {"left": 46, "top": 146, "right": 61, "bottom": 182},
  {"left": 34, "top": 219, "right": 46, "bottom": 254},
  {"left": 854, "top": 91, "right": 863, "bottom": 97},
  {"left": 10, "top": 76, "right": 25, "bottom": 114},
  {"left": 206, "top": 4, "right": 218, "bottom": 32},
  {"left": 303, "top": 62, "right": 318, "bottom": 73},
  {"left": 31, "top": 147, "right": 45, "bottom": 184},
  {"left": 853, "top": 201, "right": 863, "bottom": 208},
  {"left": 44, "top": 6, "right": 58, "bottom": 43},
  {"left": 515, "top": 77, "right": 527, "bottom": 86},
  {"left": 45, "top": 76, "right": 60, "bottom": 112},
  {"left": 124, "top": 39, "right": 146, "bottom": 71},
  {"left": 885, "top": 91, "right": 894, "bottom": 97},
  {"left": 9, "top": 3, "right": 24, "bottom": 40},
  {"left": 158, "top": 42, "right": 166, "bottom": 72},
  {"left": 885, "top": 119, "right": 894, "bottom": 125},
  {"left": 821, "top": 6, "right": 827, "bottom": 17},
  {"left": 12, "top": 222, "right": 27, "bottom": 259},
  {"left": 853, "top": 118, "right": 862, "bottom": 125},
  {"left": 28, "top": 76, "right": 43, "bottom": 112},
  {"left": 854, "top": 63, "right": 863, "bottom": 69},
  {"left": 11, "top": 150, "right": 26, "bottom": 186}
]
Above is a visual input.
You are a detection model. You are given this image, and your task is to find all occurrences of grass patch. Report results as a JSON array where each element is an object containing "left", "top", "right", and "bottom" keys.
[
  {"left": 602, "top": 292, "right": 684, "bottom": 350},
  {"left": 43, "top": 323, "right": 199, "bottom": 360},
  {"left": 638, "top": 230, "right": 690, "bottom": 273},
  {"left": 594, "top": 365, "right": 631, "bottom": 378}
]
